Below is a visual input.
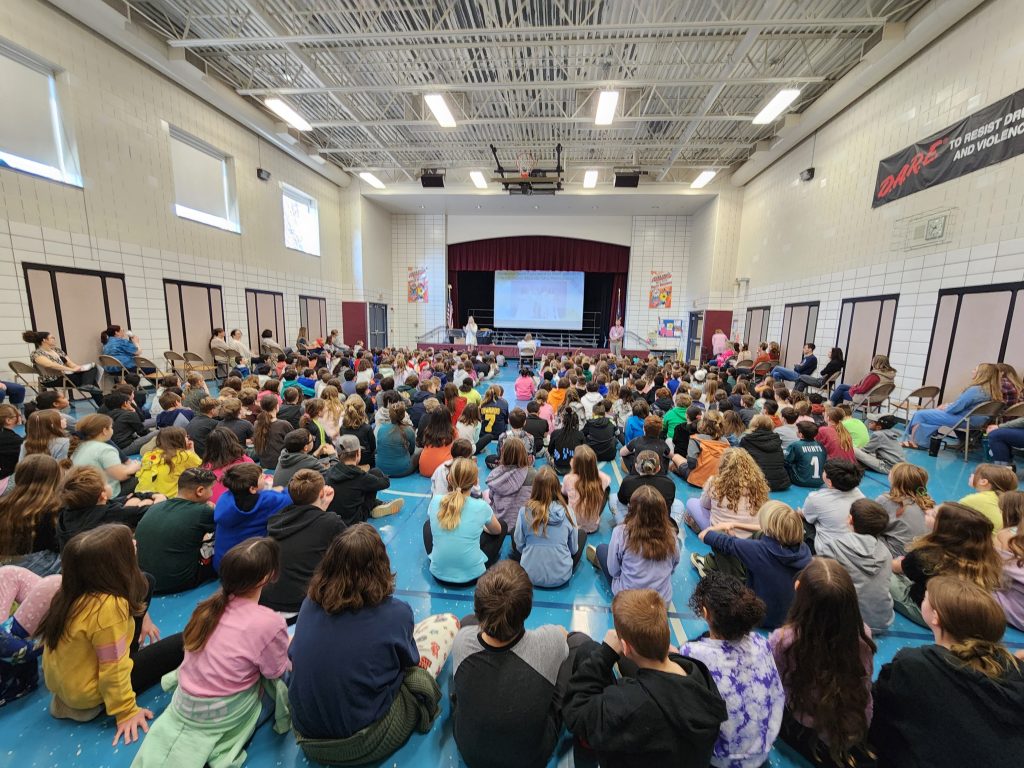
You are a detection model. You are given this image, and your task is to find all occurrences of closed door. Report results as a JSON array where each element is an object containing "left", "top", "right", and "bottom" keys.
[
  {"left": 368, "top": 302, "right": 388, "bottom": 348},
  {"left": 687, "top": 311, "right": 704, "bottom": 364},
  {"left": 780, "top": 302, "right": 819, "bottom": 367},
  {"left": 165, "top": 280, "right": 224, "bottom": 362},
  {"left": 341, "top": 302, "right": 368, "bottom": 348},
  {"left": 744, "top": 307, "right": 770, "bottom": 355},
  {"left": 299, "top": 295, "right": 328, "bottom": 341},
  {"left": 245, "top": 289, "right": 286, "bottom": 353},
  {"left": 836, "top": 295, "right": 898, "bottom": 386}
]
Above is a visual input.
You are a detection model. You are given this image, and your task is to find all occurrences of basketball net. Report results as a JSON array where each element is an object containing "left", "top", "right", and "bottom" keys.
[{"left": 515, "top": 151, "right": 536, "bottom": 179}]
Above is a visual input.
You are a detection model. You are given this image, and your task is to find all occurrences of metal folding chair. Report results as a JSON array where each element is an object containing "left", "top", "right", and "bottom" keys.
[
  {"left": 8, "top": 361, "right": 40, "bottom": 398},
  {"left": 936, "top": 400, "right": 1005, "bottom": 460},
  {"left": 32, "top": 363, "right": 94, "bottom": 406},
  {"left": 97, "top": 355, "right": 130, "bottom": 389},
  {"left": 183, "top": 351, "right": 217, "bottom": 380},
  {"left": 850, "top": 381, "right": 895, "bottom": 419},
  {"left": 163, "top": 350, "right": 187, "bottom": 379},
  {"left": 892, "top": 385, "right": 940, "bottom": 425},
  {"left": 134, "top": 355, "right": 166, "bottom": 387}
]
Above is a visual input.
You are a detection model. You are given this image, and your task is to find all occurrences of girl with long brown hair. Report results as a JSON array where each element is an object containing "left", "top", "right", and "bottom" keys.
[
  {"left": 996, "top": 490, "right": 1024, "bottom": 630},
  {"left": 288, "top": 524, "right": 459, "bottom": 762},
  {"left": 769, "top": 558, "right": 876, "bottom": 768},
  {"left": 586, "top": 485, "right": 679, "bottom": 603},
  {"left": 484, "top": 435, "right": 535, "bottom": 529},
  {"left": 893, "top": 501, "right": 1003, "bottom": 626},
  {"left": 561, "top": 444, "right": 610, "bottom": 534},
  {"left": 39, "top": 524, "right": 183, "bottom": 744},
  {"left": 134, "top": 426, "right": 202, "bottom": 498},
  {"left": 512, "top": 466, "right": 584, "bottom": 588},
  {"left": 902, "top": 362, "right": 1001, "bottom": 449},
  {"left": 252, "top": 392, "right": 292, "bottom": 469},
  {"left": 71, "top": 413, "right": 141, "bottom": 497},
  {"left": 20, "top": 409, "right": 70, "bottom": 462},
  {"left": 875, "top": 462, "right": 934, "bottom": 557},
  {"left": 135, "top": 537, "right": 288, "bottom": 764},
  {"left": 0, "top": 454, "right": 63, "bottom": 574},
  {"left": 872, "top": 575, "right": 1024, "bottom": 766},
  {"left": 815, "top": 407, "right": 855, "bottom": 462},
  {"left": 424, "top": 458, "right": 504, "bottom": 585}
]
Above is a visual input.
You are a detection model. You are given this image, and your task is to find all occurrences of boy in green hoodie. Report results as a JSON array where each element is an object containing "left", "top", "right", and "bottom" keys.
[{"left": 661, "top": 392, "right": 690, "bottom": 444}]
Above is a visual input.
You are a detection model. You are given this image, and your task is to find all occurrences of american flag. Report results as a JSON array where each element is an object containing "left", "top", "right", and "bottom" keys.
[{"left": 446, "top": 290, "right": 454, "bottom": 330}]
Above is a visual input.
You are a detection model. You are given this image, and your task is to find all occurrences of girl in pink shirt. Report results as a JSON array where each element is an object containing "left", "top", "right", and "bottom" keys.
[
  {"left": 536, "top": 389, "right": 555, "bottom": 433},
  {"left": 514, "top": 368, "right": 537, "bottom": 402},
  {"left": 137, "top": 537, "right": 289, "bottom": 765}
]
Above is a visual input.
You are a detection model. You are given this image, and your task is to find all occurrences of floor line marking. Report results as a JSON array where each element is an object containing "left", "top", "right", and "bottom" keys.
[
  {"left": 668, "top": 599, "right": 688, "bottom": 645},
  {"left": 381, "top": 489, "right": 431, "bottom": 498}
]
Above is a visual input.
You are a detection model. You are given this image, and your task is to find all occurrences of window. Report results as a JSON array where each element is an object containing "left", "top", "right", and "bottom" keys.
[
  {"left": 0, "top": 43, "right": 81, "bottom": 186},
  {"left": 168, "top": 126, "right": 238, "bottom": 233},
  {"left": 282, "top": 184, "right": 320, "bottom": 256}
]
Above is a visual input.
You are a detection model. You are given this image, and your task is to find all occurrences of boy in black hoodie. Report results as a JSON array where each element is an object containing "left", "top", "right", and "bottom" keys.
[
  {"left": 523, "top": 401, "right": 549, "bottom": 456},
  {"left": 100, "top": 392, "right": 153, "bottom": 456},
  {"left": 582, "top": 401, "right": 617, "bottom": 461},
  {"left": 324, "top": 434, "right": 403, "bottom": 525},
  {"left": 563, "top": 589, "right": 726, "bottom": 768},
  {"left": 261, "top": 469, "right": 347, "bottom": 614},
  {"left": 56, "top": 465, "right": 155, "bottom": 550},
  {"left": 277, "top": 386, "right": 303, "bottom": 429}
]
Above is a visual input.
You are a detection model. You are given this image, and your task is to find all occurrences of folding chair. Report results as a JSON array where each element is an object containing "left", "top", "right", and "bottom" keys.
[
  {"left": 32, "top": 363, "right": 94, "bottom": 406},
  {"left": 134, "top": 355, "right": 166, "bottom": 387},
  {"left": 751, "top": 361, "right": 773, "bottom": 379},
  {"left": 998, "top": 402, "right": 1024, "bottom": 422},
  {"left": 183, "top": 351, "right": 217, "bottom": 381},
  {"left": 97, "top": 355, "right": 129, "bottom": 389},
  {"left": 850, "top": 381, "right": 895, "bottom": 419},
  {"left": 806, "top": 369, "right": 842, "bottom": 397},
  {"left": 164, "top": 350, "right": 187, "bottom": 379},
  {"left": 734, "top": 359, "right": 754, "bottom": 369},
  {"left": 892, "top": 385, "right": 940, "bottom": 426},
  {"left": 8, "top": 361, "right": 39, "bottom": 398},
  {"left": 936, "top": 400, "right": 1005, "bottom": 460}
]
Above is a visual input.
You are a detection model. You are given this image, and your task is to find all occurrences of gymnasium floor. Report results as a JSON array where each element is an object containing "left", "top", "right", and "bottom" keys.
[{"left": 3, "top": 366, "right": 1022, "bottom": 768}]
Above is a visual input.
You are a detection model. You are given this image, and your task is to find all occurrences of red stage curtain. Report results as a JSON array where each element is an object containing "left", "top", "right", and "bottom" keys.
[{"left": 447, "top": 236, "right": 630, "bottom": 323}]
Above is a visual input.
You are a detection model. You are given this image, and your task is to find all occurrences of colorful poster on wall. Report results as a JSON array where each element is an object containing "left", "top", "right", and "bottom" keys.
[
  {"left": 659, "top": 319, "right": 683, "bottom": 337},
  {"left": 407, "top": 267, "right": 428, "bottom": 303},
  {"left": 649, "top": 271, "right": 672, "bottom": 308}
]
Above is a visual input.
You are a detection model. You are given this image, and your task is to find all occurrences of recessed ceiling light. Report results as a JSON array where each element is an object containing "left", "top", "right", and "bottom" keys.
[
  {"left": 358, "top": 172, "right": 385, "bottom": 189},
  {"left": 424, "top": 93, "right": 457, "bottom": 128},
  {"left": 533, "top": 205, "right": 539, "bottom": 209},
  {"left": 264, "top": 98, "right": 312, "bottom": 131},
  {"left": 752, "top": 88, "right": 801, "bottom": 125},
  {"left": 475, "top": 204, "right": 481, "bottom": 209},
  {"left": 595, "top": 90, "right": 619, "bottom": 125},
  {"left": 583, "top": 169, "right": 599, "bottom": 189},
  {"left": 469, "top": 170, "right": 487, "bottom": 189},
  {"left": 690, "top": 170, "right": 717, "bottom": 189}
]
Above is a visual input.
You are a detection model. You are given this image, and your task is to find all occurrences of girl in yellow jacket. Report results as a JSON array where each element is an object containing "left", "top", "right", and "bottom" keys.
[
  {"left": 38, "top": 523, "right": 183, "bottom": 745},
  {"left": 134, "top": 427, "right": 202, "bottom": 498}
]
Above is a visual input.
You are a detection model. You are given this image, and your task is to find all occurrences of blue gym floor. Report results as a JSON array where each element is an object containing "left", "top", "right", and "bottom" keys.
[{"left": 2, "top": 366, "right": 1022, "bottom": 767}]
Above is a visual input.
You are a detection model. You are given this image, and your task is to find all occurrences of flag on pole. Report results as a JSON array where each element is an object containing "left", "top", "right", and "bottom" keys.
[{"left": 446, "top": 286, "right": 454, "bottom": 330}]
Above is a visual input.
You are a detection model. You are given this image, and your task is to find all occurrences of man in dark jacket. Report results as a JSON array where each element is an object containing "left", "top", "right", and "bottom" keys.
[
  {"left": 324, "top": 434, "right": 403, "bottom": 524},
  {"left": 582, "top": 402, "right": 617, "bottom": 461},
  {"left": 563, "top": 589, "right": 727, "bottom": 767},
  {"left": 273, "top": 428, "right": 338, "bottom": 487},
  {"left": 261, "top": 469, "right": 347, "bottom": 614}
]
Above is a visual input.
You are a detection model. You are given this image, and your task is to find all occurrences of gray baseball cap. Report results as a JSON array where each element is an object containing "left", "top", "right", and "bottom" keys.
[{"left": 337, "top": 434, "right": 361, "bottom": 455}]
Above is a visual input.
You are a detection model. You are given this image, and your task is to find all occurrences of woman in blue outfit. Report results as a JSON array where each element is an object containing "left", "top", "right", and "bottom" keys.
[
  {"left": 100, "top": 325, "right": 140, "bottom": 373},
  {"left": 901, "top": 363, "right": 1003, "bottom": 449}
]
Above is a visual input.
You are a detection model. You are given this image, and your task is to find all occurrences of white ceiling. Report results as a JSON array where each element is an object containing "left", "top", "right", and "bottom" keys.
[{"left": 363, "top": 187, "right": 715, "bottom": 215}]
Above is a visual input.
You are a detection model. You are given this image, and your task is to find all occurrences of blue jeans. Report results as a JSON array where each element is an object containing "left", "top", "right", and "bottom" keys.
[
  {"left": 989, "top": 428, "right": 1024, "bottom": 463},
  {"left": 831, "top": 383, "right": 853, "bottom": 406},
  {"left": 772, "top": 367, "right": 800, "bottom": 382},
  {"left": 0, "top": 381, "right": 26, "bottom": 405}
]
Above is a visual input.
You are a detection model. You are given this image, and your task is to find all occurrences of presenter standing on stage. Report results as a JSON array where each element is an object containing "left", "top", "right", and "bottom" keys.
[
  {"left": 464, "top": 315, "right": 478, "bottom": 349},
  {"left": 609, "top": 317, "right": 624, "bottom": 357}
]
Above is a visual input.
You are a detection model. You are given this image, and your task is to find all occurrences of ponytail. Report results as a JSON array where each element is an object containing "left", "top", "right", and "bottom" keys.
[
  {"left": 827, "top": 407, "right": 853, "bottom": 453},
  {"left": 948, "top": 638, "right": 1019, "bottom": 680},
  {"left": 253, "top": 394, "right": 278, "bottom": 454},
  {"left": 437, "top": 488, "right": 468, "bottom": 531},
  {"left": 183, "top": 590, "right": 231, "bottom": 652}
]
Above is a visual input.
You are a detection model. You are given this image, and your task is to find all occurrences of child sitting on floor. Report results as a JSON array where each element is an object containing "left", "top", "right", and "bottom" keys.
[
  {"left": 784, "top": 421, "right": 827, "bottom": 488},
  {"left": 212, "top": 463, "right": 292, "bottom": 572},
  {"left": 134, "top": 426, "right": 202, "bottom": 498},
  {"left": 800, "top": 458, "right": 865, "bottom": 553},
  {"left": 512, "top": 467, "right": 585, "bottom": 588},
  {"left": 960, "top": 463, "right": 1018, "bottom": 531},
  {"left": 854, "top": 414, "right": 905, "bottom": 474},
  {"left": 875, "top": 462, "right": 934, "bottom": 557}
]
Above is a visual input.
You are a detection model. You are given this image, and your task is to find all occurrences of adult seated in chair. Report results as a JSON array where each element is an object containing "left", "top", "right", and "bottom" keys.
[
  {"left": 771, "top": 343, "right": 818, "bottom": 384},
  {"left": 100, "top": 325, "right": 145, "bottom": 374},
  {"left": 517, "top": 333, "right": 538, "bottom": 362},
  {"left": 830, "top": 354, "right": 895, "bottom": 407},
  {"left": 901, "top": 363, "right": 1002, "bottom": 450},
  {"left": 209, "top": 328, "right": 233, "bottom": 373},
  {"left": 794, "top": 347, "right": 845, "bottom": 392},
  {"left": 987, "top": 416, "right": 1024, "bottom": 471},
  {"left": 22, "top": 330, "right": 103, "bottom": 406}
]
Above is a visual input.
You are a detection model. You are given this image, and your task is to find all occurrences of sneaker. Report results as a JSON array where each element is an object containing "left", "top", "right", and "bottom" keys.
[
  {"left": 690, "top": 553, "right": 707, "bottom": 578},
  {"left": 683, "top": 513, "right": 702, "bottom": 535},
  {"left": 585, "top": 545, "right": 599, "bottom": 568},
  {"left": 371, "top": 498, "right": 405, "bottom": 518},
  {"left": 49, "top": 696, "right": 102, "bottom": 722}
]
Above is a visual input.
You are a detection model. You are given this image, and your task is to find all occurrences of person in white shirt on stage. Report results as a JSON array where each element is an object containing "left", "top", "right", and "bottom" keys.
[
  {"left": 609, "top": 317, "right": 625, "bottom": 356},
  {"left": 464, "top": 316, "right": 478, "bottom": 348},
  {"left": 517, "top": 333, "right": 538, "bottom": 361}
]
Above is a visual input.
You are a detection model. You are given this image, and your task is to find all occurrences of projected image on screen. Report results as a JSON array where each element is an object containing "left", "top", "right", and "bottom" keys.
[{"left": 493, "top": 271, "right": 585, "bottom": 331}]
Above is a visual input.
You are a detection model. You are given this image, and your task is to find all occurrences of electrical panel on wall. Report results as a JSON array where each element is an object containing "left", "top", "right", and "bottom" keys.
[{"left": 892, "top": 207, "right": 957, "bottom": 251}]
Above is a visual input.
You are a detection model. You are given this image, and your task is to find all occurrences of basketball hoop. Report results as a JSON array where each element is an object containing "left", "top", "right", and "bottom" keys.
[{"left": 515, "top": 151, "right": 536, "bottom": 179}]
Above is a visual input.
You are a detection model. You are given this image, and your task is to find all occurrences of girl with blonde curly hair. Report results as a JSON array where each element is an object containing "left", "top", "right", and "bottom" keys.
[{"left": 684, "top": 447, "right": 769, "bottom": 537}]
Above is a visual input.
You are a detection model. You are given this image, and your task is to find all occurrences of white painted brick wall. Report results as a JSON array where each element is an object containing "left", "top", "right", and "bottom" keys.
[{"left": 390, "top": 215, "right": 446, "bottom": 347}]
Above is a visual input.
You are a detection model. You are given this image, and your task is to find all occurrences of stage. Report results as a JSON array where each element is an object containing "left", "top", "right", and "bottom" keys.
[{"left": 416, "top": 343, "right": 663, "bottom": 359}]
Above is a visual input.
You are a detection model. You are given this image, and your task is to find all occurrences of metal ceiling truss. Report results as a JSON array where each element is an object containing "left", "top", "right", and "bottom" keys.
[{"left": 121, "top": 0, "right": 930, "bottom": 184}]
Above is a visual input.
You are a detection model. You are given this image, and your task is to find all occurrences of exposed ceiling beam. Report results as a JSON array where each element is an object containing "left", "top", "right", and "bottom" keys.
[
  {"left": 308, "top": 114, "right": 756, "bottom": 129},
  {"left": 167, "top": 18, "right": 891, "bottom": 49},
  {"left": 237, "top": 76, "right": 828, "bottom": 98}
]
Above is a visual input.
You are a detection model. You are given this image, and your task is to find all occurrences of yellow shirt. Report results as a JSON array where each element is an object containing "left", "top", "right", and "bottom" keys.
[
  {"left": 960, "top": 490, "right": 1003, "bottom": 531},
  {"left": 135, "top": 449, "right": 203, "bottom": 497},
  {"left": 43, "top": 593, "right": 138, "bottom": 722},
  {"left": 462, "top": 388, "right": 482, "bottom": 406}
]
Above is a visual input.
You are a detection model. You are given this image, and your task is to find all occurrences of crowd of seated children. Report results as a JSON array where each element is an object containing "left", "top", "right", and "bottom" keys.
[
  {"left": 680, "top": 572, "right": 784, "bottom": 768},
  {"left": 288, "top": 524, "right": 459, "bottom": 765},
  {"left": 695, "top": 501, "right": 812, "bottom": 628},
  {"left": 511, "top": 467, "right": 586, "bottom": 588},
  {"left": 585, "top": 486, "right": 680, "bottom": 604},
  {"left": 891, "top": 501, "right": 1002, "bottom": 626},
  {"left": 684, "top": 447, "right": 769, "bottom": 537}
]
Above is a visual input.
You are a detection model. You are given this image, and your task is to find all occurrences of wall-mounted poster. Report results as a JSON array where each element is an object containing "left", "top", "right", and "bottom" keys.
[
  {"left": 407, "top": 266, "right": 428, "bottom": 303},
  {"left": 659, "top": 319, "right": 683, "bottom": 337},
  {"left": 649, "top": 270, "right": 672, "bottom": 308}
]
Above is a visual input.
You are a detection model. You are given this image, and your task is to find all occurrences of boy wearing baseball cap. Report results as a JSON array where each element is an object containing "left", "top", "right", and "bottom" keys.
[{"left": 324, "top": 434, "right": 404, "bottom": 524}]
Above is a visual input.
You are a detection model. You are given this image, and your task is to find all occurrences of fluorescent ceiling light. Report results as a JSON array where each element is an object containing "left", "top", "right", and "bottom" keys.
[
  {"left": 469, "top": 170, "right": 487, "bottom": 189},
  {"left": 594, "top": 90, "right": 619, "bottom": 125},
  {"left": 752, "top": 88, "right": 801, "bottom": 125},
  {"left": 690, "top": 170, "right": 717, "bottom": 189},
  {"left": 583, "top": 169, "right": 599, "bottom": 188},
  {"left": 424, "top": 94, "right": 457, "bottom": 127},
  {"left": 358, "top": 172, "right": 386, "bottom": 189},
  {"left": 264, "top": 98, "right": 312, "bottom": 131}
]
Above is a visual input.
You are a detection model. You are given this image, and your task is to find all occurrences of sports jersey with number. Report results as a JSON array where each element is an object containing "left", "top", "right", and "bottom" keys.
[{"left": 783, "top": 439, "right": 827, "bottom": 488}]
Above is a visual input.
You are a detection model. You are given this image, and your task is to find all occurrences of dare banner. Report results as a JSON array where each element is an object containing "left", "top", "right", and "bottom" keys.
[{"left": 873, "top": 86, "right": 1024, "bottom": 208}]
